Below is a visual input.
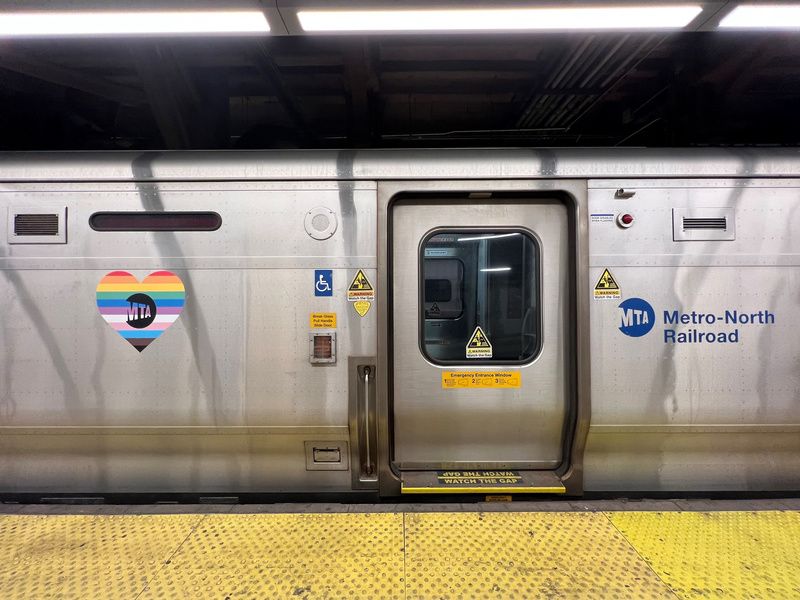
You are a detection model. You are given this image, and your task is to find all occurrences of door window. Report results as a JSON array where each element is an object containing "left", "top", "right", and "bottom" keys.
[{"left": 421, "top": 230, "right": 541, "bottom": 364}]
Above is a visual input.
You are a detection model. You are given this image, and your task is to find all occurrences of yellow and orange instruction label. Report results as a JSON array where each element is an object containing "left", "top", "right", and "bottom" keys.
[
  {"left": 310, "top": 312, "right": 337, "bottom": 329},
  {"left": 442, "top": 371, "right": 521, "bottom": 389}
]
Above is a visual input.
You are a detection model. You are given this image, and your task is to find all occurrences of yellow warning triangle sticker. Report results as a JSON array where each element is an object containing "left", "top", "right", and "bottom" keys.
[
  {"left": 466, "top": 326, "right": 493, "bottom": 358},
  {"left": 593, "top": 268, "right": 621, "bottom": 299},
  {"left": 347, "top": 269, "right": 375, "bottom": 302},
  {"left": 348, "top": 269, "right": 373, "bottom": 291},
  {"left": 594, "top": 268, "right": 619, "bottom": 290},
  {"left": 467, "top": 327, "right": 491, "bottom": 348}
]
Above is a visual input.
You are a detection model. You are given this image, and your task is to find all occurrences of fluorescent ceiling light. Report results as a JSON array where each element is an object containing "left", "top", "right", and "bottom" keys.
[
  {"left": 719, "top": 4, "right": 800, "bottom": 28},
  {"left": 297, "top": 5, "right": 702, "bottom": 33},
  {"left": 481, "top": 267, "right": 512, "bottom": 272},
  {"left": 0, "top": 11, "right": 270, "bottom": 37}
]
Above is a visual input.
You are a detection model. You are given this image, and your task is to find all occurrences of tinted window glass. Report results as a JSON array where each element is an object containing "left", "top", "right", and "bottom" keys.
[
  {"left": 425, "top": 279, "right": 452, "bottom": 303},
  {"left": 90, "top": 212, "right": 221, "bottom": 231},
  {"left": 423, "top": 258, "right": 463, "bottom": 319},
  {"left": 421, "top": 231, "right": 540, "bottom": 363}
]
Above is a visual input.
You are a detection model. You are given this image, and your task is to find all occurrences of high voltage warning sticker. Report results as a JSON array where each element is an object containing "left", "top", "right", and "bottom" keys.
[
  {"left": 466, "top": 325, "right": 492, "bottom": 358},
  {"left": 594, "top": 268, "right": 621, "bottom": 299},
  {"left": 347, "top": 269, "right": 374, "bottom": 302}
]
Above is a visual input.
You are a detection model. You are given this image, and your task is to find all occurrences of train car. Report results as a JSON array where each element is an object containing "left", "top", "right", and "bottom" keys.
[{"left": 1, "top": 148, "right": 799, "bottom": 499}]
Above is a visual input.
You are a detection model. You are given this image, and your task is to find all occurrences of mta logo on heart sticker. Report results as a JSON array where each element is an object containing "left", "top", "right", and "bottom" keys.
[{"left": 96, "top": 271, "right": 185, "bottom": 352}]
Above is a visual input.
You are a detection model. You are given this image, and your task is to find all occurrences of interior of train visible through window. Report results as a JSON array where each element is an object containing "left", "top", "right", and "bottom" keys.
[{"left": 421, "top": 230, "right": 540, "bottom": 363}]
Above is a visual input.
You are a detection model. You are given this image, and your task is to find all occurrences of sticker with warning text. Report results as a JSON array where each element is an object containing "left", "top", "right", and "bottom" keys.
[
  {"left": 353, "top": 300, "right": 371, "bottom": 317},
  {"left": 465, "top": 325, "right": 492, "bottom": 358},
  {"left": 594, "top": 268, "right": 621, "bottom": 299},
  {"left": 347, "top": 269, "right": 375, "bottom": 302},
  {"left": 442, "top": 371, "right": 521, "bottom": 389},
  {"left": 437, "top": 471, "right": 523, "bottom": 486},
  {"left": 310, "top": 312, "right": 336, "bottom": 329}
]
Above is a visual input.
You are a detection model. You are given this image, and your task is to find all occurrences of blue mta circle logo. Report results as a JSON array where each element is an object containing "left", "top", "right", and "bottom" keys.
[{"left": 618, "top": 297, "right": 655, "bottom": 337}]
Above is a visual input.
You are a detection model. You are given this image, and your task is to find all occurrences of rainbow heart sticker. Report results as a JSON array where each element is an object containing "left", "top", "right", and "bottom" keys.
[{"left": 96, "top": 270, "right": 185, "bottom": 352}]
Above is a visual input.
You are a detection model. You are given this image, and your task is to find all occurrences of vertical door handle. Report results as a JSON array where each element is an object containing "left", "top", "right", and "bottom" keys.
[{"left": 362, "top": 366, "right": 373, "bottom": 476}]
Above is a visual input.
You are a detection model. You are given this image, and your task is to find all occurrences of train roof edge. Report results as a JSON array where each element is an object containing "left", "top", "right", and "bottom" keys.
[{"left": 0, "top": 147, "right": 799, "bottom": 182}]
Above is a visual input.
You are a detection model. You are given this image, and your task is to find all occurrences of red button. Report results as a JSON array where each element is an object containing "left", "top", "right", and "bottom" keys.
[{"left": 621, "top": 213, "right": 634, "bottom": 225}]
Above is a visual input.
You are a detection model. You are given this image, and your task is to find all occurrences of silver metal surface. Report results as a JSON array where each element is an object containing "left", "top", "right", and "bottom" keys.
[
  {"left": 584, "top": 431, "right": 800, "bottom": 492},
  {"left": 304, "top": 441, "right": 348, "bottom": 471},
  {"left": 363, "top": 366, "right": 373, "bottom": 476},
  {"left": 375, "top": 179, "right": 589, "bottom": 497},
  {"left": 2, "top": 148, "right": 800, "bottom": 182},
  {"left": 391, "top": 197, "right": 570, "bottom": 469},
  {"left": 348, "top": 357, "right": 378, "bottom": 489},
  {"left": 0, "top": 428, "right": 351, "bottom": 493},
  {"left": 7, "top": 205, "right": 67, "bottom": 244},
  {"left": 0, "top": 179, "right": 377, "bottom": 493},
  {"left": 586, "top": 180, "right": 800, "bottom": 491},
  {"left": 2, "top": 150, "right": 800, "bottom": 496},
  {"left": 560, "top": 181, "right": 591, "bottom": 496},
  {"left": 672, "top": 207, "right": 735, "bottom": 242}
]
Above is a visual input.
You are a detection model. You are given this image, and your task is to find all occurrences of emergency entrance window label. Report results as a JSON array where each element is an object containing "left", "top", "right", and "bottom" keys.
[{"left": 442, "top": 371, "right": 521, "bottom": 389}]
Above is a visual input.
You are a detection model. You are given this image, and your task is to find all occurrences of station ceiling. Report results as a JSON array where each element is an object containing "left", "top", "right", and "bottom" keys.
[{"left": 1, "top": 5, "right": 798, "bottom": 150}]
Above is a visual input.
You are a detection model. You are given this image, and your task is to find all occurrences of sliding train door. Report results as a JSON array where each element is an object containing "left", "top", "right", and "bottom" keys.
[{"left": 390, "top": 195, "right": 572, "bottom": 493}]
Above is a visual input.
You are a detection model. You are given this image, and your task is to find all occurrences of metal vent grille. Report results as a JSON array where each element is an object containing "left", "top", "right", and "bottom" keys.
[
  {"left": 14, "top": 213, "right": 59, "bottom": 236},
  {"left": 673, "top": 207, "right": 735, "bottom": 242},
  {"left": 683, "top": 217, "right": 727, "bottom": 231},
  {"left": 8, "top": 206, "right": 67, "bottom": 244}
]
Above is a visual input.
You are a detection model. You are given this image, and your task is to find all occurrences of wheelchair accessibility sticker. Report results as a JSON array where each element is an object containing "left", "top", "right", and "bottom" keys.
[{"left": 314, "top": 269, "right": 333, "bottom": 297}]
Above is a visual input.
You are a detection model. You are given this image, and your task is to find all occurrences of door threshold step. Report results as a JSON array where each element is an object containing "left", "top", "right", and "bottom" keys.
[{"left": 400, "top": 469, "right": 565, "bottom": 494}]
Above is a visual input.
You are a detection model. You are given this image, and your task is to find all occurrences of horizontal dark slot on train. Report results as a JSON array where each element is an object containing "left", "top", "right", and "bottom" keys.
[
  {"left": 14, "top": 213, "right": 59, "bottom": 236},
  {"left": 682, "top": 217, "right": 727, "bottom": 230},
  {"left": 89, "top": 211, "right": 222, "bottom": 231}
]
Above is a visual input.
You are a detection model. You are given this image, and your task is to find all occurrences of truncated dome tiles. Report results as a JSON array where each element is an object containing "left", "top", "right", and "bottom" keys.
[{"left": 96, "top": 271, "right": 185, "bottom": 352}]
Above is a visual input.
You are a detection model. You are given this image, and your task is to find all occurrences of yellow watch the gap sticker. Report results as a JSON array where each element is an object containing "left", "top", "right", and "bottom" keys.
[{"left": 442, "top": 371, "right": 521, "bottom": 389}]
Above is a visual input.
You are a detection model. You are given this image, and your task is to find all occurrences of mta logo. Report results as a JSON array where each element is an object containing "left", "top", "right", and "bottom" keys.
[{"left": 618, "top": 298, "right": 655, "bottom": 337}]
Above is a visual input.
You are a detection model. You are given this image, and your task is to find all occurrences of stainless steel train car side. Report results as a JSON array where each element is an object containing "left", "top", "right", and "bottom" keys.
[{"left": 1, "top": 148, "right": 799, "bottom": 498}]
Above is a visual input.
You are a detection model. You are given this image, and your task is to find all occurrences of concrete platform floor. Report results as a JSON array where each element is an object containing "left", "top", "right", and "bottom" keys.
[{"left": 1, "top": 498, "right": 799, "bottom": 598}]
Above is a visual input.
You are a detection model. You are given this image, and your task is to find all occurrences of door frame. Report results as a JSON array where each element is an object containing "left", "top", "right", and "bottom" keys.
[{"left": 375, "top": 179, "right": 591, "bottom": 496}]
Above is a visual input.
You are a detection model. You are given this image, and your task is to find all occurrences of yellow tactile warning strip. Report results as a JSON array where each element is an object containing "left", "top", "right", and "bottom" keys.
[
  {"left": 0, "top": 515, "right": 200, "bottom": 598},
  {"left": 139, "top": 513, "right": 404, "bottom": 599},
  {"left": 609, "top": 511, "right": 800, "bottom": 599},
  {"left": 0, "top": 510, "right": 798, "bottom": 598},
  {"left": 404, "top": 512, "right": 674, "bottom": 599}
]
